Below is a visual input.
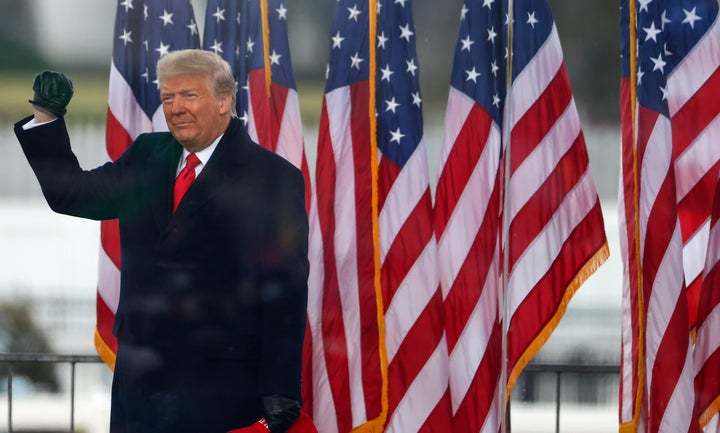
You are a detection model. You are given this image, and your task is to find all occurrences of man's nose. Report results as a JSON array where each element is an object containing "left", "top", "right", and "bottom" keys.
[{"left": 171, "top": 98, "right": 186, "bottom": 113}]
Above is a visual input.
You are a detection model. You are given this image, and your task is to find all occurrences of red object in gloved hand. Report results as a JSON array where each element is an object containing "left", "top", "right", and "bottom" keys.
[
  {"left": 286, "top": 412, "right": 318, "bottom": 433},
  {"left": 228, "top": 412, "right": 318, "bottom": 433},
  {"left": 228, "top": 418, "right": 270, "bottom": 433}
]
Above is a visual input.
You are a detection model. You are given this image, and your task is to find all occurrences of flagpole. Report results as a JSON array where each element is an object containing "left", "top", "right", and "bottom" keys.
[
  {"left": 501, "top": 0, "right": 514, "bottom": 432},
  {"left": 260, "top": 0, "right": 272, "bottom": 97},
  {"left": 367, "top": 1, "right": 390, "bottom": 432},
  {"left": 628, "top": 0, "right": 647, "bottom": 430}
]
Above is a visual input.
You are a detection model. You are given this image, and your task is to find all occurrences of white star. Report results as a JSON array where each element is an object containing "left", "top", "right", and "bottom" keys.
[
  {"left": 482, "top": 0, "right": 495, "bottom": 9},
  {"left": 119, "top": 29, "right": 133, "bottom": 46},
  {"left": 490, "top": 61, "right": 499, "bottom": 76},
  {"left": 159, "top": 10, "right": 173, "bottom": 26},
  {"left": 460, "top": 35, "right": 474, "bottom": 51},
  {"left": 213, "top": 6, "right": 226, "bottom": 23},
  {"left": 235, "top": 44, "right": 240, "bottom": 58},
  {"left": 406, "top": 58, "right": 418, "bottom": 76},
  {"left": 411, "top": 91, "right": 422, "bottom": 107},
  {"left": 638, "top": 0, "right": 652, "bottom": 13},
  {"left": 505, "top": 13, "right": 514, "bottom": 26},
  {"left": 143, "top": 4, "right": 148, "bottom": 20},
  {"left": 663, "top": 42, "right": 672, "bottom": 56},
  {"left": 350, "top": 52, "right": 364, "bottom": 69},
  {"left": 385, "top": 97, "right": 400, "bottom": 113},
  {"left": 395, "top": 0, "right": 407, "bottom": 7},
  {"left": 332, "top": 31, "right": 345, "bottom": 49},
  {"left": 661, "top": 10, "right": 671, "bottom": 29},
  {"left": 237, "top": 12, "right": 241, "bottom": 24},
  {"left": 660, "top": 85, "right": 668, "bottom": 100},
  {"left": 492, "top": 94, "right": 501, "bottom": 107},
  {"left": 156, "top": 41, "right": 170, "bottom": 57},
  {"left": 643, "top": 21, "right": 661, "bottom": 42},
  {"left": 650, "top": 53, "right": 667, "bottom": 73},
  {"left": 377, "top": 0, "right": 382, "bottom": 15},
  {"left": 326, "top": 64, "right": 330, "bottom": 79},
  {"left": 377, "top": 31, "right": 389, "bottom": 48},
  {"left": 527, "top": 11, "right": 539, "bottom": 28},
  {"left": 141, "top": 68, "right": 149, "bottom": 83},
  {"left": 399, "top": 24, "right": 414, "bottom": 42},
  {"left": 120, "top": 0, "right": 133, "bottom": 12},
  {"left": 187, "top": 19, "right": 198, "bottom": 35},
  {"left": 682, "top": 7, "right": 702, "bottom": 28},
  {"left": 276, "top": 4, "right": 287, "bottom": 20},
  {"left": 240, "top": 111, "right": 249, "bottom": 126},
  {"left": 637, "top": 66, "right": 645, "bottom": 86},
  {"left": 389, "top": 127, "right": 405, "bottom": 144},
  {"left": 246, "top": 37, "right": 255, "bottom": 53},
  {"left": 143, "top": 40, "right": 148, "bottom": 51},
  {"left": 460, "top": 4, "right": 469, "bottom": 20},
  {"left": 380, "top": 65, "right": 394, "bottom": 82},
  {"left": 210, "top": 40, "right": 223, "bottom": 54},
  {"left": 348, "top": 4, "right": 361, "bottom": 21},
  {"left": 487, "top": 26, "right": 498, "bottom": 43},
  {"left": 465, "top": 67, "right": 481, "bottom": 82},
  {"left": 269, "top": 50, "right": 282, "bottom": 65}
]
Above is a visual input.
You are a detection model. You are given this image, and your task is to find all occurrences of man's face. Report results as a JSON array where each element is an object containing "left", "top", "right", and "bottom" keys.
[{"left": 160, "top": 73, "right": 230, "bottom": 152}]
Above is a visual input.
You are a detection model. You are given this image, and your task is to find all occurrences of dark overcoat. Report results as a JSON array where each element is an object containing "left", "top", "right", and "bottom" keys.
[{"left": 14, "top": 116, "right": 309, "bottom": 433}]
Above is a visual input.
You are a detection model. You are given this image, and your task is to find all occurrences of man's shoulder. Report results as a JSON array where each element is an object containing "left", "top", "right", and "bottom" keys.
[
  {"left": 135, "top": 130, "right": 174, "bottom": 144},
  {"left": 247, "top": 140, "right": 301, "bottom": 176},
  {"left": 132, "top": 130, "right": 177, "bottom": 152}
]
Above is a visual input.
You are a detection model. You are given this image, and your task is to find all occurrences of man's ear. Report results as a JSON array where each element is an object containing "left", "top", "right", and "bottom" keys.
[{"left": 219, "top": 94, "right": 232, "bottom": 115}]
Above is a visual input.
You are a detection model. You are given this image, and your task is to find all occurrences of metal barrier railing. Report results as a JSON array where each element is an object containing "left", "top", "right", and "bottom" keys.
[
  {"left": 522, "top": 362, "right": 620, "bottom": 433},
  {"left": 0, "top": 353, "right": 620, "bottom": 433},
  {"left": 1, "top": 352, "right": 103, "bottom": 433}
]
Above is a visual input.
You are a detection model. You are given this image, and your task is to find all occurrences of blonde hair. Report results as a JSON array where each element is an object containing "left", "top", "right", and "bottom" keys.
[{"left": 156, "top": 49, "right": 238, "bottom": 117}]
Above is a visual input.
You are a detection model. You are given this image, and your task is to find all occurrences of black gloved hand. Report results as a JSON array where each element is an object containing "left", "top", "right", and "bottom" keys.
[
  {"left": 28, "top": 70, "right": 74, "bottom": 117},
  {"left": 262, "top": 394, "right": 301, "bottom": 433}
]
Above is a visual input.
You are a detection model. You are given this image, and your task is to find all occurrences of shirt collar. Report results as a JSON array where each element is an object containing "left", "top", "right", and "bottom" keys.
[{"left": 179, "top": 134, "right": 223, "bottom": 170}]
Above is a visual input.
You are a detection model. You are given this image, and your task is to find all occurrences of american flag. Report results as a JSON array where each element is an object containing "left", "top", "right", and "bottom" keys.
[
  {"left": 435, "top": 0, "right": 608, "bottom": 431},
  {"left": 202, "top": 0, "right": 310, "bottom": 199},
  {"left": 98, "top": 0, "right": 200, "bottom": 368},
  {"left": 618, "top": 0, "right": 701, "bottom": 432},
  {"left": 665, "top": 0, "right": 720, "bottom": 331},
  {"left": 695, "top": 173, "right": 720, "bottom": 431},
  {"left": 306, "top": 0, "right": 451, "bottom": 431}
]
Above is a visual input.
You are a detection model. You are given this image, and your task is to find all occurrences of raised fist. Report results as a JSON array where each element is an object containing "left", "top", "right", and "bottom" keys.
[{"left": 28, "top": 70, "right": 74, "bottom": 117}]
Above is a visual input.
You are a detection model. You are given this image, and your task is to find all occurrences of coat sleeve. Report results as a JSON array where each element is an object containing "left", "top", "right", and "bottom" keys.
[
  {"left": 14, "top": 115, "right": 139, "bottom": 221},
  {"left": 257, "top": 157, "right": 309, "bottom": 403}
]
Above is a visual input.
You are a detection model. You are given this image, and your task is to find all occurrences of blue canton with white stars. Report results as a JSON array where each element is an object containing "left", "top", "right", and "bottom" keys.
[
  {"left": 636, "top": 0, "right": 673, "bottom": 115},
  {"left": 450, "top": 0, "right": 557, "bottom": 127},
  {"left": 325, "top": 0, "right": 423, "bottom": 168},
  {"left": 114, "top": 0, "right": 200, "bottom": 119},
  {"left": 631, "top": 0, "right": 718, "bottom": 115},
  {"left": 376, "top": 0, "right": 423, "bottom": 166},
  {"left": 203, "top": 0, "right": 298, "bottom": 125}
]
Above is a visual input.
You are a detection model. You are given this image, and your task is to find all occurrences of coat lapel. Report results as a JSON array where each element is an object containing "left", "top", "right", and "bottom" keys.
[
  {"left": 148, "top": 135, "right": 182, "bottom": 232},
  {"left": 164, "top": 118, "right": 250, "bottom": 233}
]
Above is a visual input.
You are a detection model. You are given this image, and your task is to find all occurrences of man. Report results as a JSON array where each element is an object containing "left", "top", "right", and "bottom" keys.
[{"left": 14, "top": 50, "right": 310, "bottom": 433}]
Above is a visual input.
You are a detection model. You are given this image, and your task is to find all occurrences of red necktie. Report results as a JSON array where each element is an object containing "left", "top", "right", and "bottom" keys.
[{"left": 173, "top": 153, "right": 200, "bottom": 213}]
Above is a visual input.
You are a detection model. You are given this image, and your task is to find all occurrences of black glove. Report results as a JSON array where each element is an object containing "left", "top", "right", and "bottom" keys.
[
  {"left": 28, "top": 70, "right": 74, "bottom": 117},
  {"left": 262, "top": 395, "right": 301, "bottom": 433}
]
